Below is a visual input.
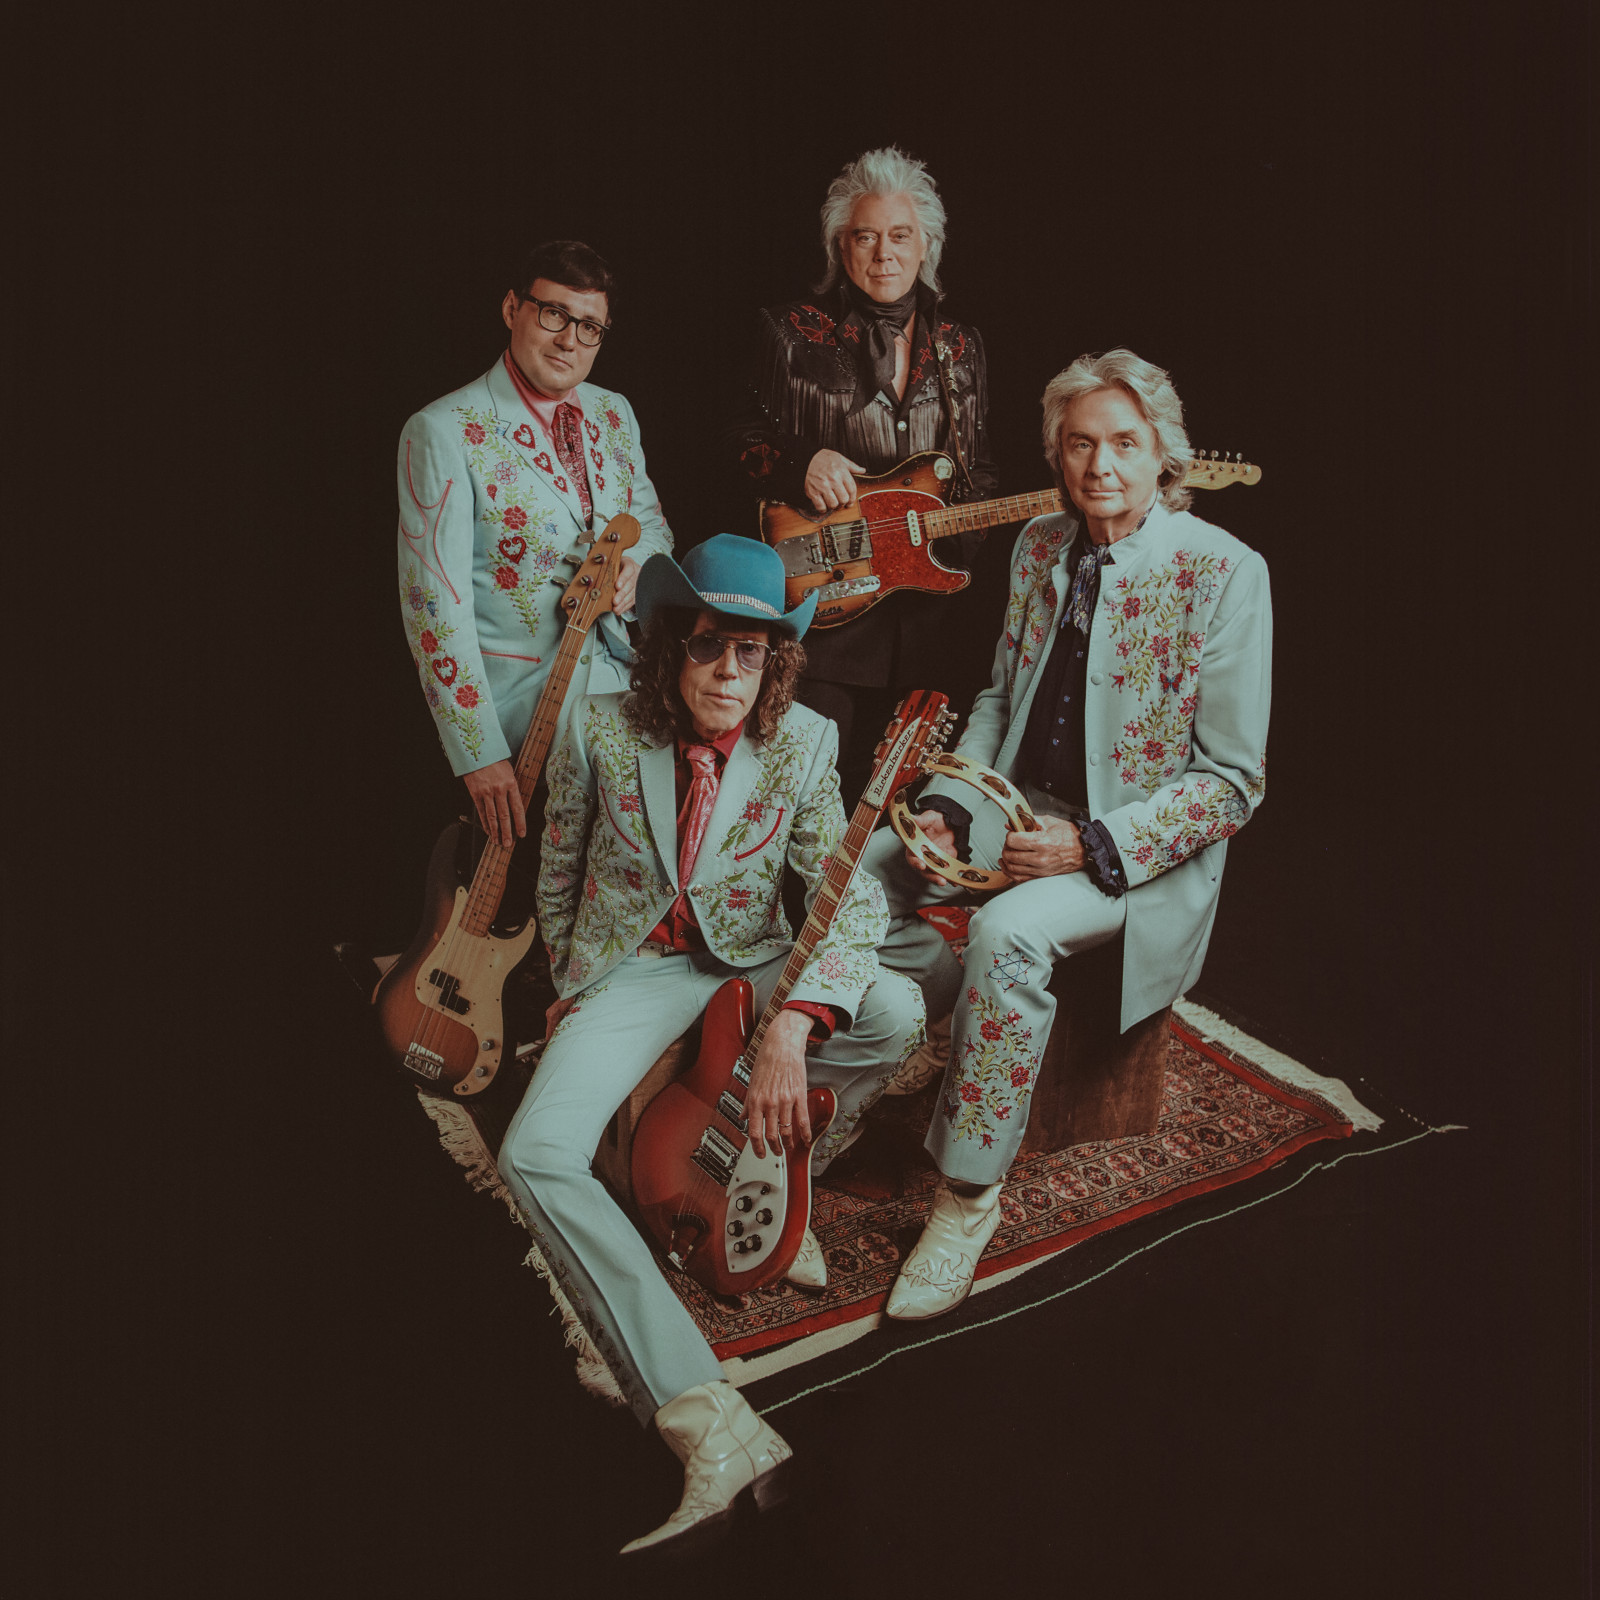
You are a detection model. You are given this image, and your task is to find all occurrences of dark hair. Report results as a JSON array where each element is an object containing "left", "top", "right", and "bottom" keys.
[
  {"left": 512, "top": 240, "right": 616, "bottom": 316},
  {"left": 623, "top": 608, "right": 806, "bottom": 746}
]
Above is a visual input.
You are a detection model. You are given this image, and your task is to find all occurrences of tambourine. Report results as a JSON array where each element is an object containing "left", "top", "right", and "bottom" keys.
[{"left": 888, "top": 753, "right": 1040, "bottom": 891}]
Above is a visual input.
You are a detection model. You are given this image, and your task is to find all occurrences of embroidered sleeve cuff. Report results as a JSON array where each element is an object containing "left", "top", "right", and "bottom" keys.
[
  {"left": 1080, "top": 819, "right": 1127, "bottom": 899},
  {"left": 921, "top": 795, "right": 973, "bottom": 861},
  {"left": 783, "top": 1000, "right": 840, "bottom": 1041}
]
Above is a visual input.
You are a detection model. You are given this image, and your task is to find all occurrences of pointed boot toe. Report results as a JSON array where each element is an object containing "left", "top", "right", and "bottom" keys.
[
  {"left": 885, "top": 1180, "right": 1003, "bottom": 1322},
  {"left": 784, "top": 1226, "right": 828, "bottom": 1289},
  {"left": 621, "top": 1382, "right": 792, "bottom": 1554}
]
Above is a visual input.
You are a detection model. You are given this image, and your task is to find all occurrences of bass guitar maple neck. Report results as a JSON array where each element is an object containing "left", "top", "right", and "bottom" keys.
[{"left": 374, "top": 517, "right": 641, "bottom": 1097}]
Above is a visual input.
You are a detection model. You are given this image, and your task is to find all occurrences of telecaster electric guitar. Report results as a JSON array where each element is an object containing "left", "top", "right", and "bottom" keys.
[
  {"left": 760, "top": 450, "right": 1262, "bottom": 627},
  {"left": 628, "top": 690, "right": 955, "bottom": 1296},
  {"left": 373, "top": 517, "right": 642, "bottom": 1097}
]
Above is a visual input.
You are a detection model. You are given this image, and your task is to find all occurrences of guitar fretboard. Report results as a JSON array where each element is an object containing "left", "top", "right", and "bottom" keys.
[
  {"left": 743, "top": 798, "right": 880, "bottom": 1062},
  {"left": 923, "top": 488, "right": 1064, "bottom": 539}
]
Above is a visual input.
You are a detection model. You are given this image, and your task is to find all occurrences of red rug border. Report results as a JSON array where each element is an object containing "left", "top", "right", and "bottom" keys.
[{"left": 710, "top": 1017, "right": 1354, "bottom": 1360}]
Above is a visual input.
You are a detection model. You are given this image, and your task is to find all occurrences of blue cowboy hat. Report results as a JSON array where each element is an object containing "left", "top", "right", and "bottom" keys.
[{"left": 634, "top": 533, "right": 817, "bottom": 638}]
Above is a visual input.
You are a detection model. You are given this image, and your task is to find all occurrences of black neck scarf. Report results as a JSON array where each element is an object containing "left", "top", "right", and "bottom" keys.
[{"left": 842, "top": 280, "right": 924, "bottom": 414}]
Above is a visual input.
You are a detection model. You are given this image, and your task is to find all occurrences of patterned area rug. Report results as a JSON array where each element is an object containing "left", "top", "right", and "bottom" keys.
[
  {"left": 418, "top": 999, "right": 1371, "bottom": 1399},
  {"left": 679, "top": 1012, "right": 1356, "bottom": 1368}
]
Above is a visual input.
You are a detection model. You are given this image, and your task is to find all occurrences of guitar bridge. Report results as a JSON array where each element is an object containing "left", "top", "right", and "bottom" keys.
[{"left": 402, "top": 1043, "right": 445, "bottom": 1080}]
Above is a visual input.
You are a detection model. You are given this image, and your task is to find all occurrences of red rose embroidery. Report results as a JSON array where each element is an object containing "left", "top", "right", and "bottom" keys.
[
  {"left": 624, "top": 868, "right": 642, "bottom": 891},
  {"left": 1143, "top": 739, "right": 1166, "bottom": 760},
  {"left": 503, "top": 506, "right": 528, "bottom": 531},
  {"left": 604, "top": 409, "right": 621, "bottom": 430},
  {"left": 499, "top": 535, "right": 527, "bottom": 563},
  {"left": 1031, "top": 541, "right": 1050, "bottom": 563},
  {"left": 1177, "top": 569, "right": 1195, "bottom": 590},
  {"left": 463, "top": 422, "right": 486, "bottom": 444},
  {"left": 959, "top": 1082, "right": 983, "bottom": 1103},
  {"left": 1123, "top": 596, "right": 1142, "bottom": 618},
  {"left": 1011, "top": 1065, "right": 1030, "bottom": 1087},
  {"left": 454, "top": 684, "right": 479, "bottom": 708},
  {"left": 1188, "top": 803, "right": 1207, "bottom": 820},
  {"left": 727, "top": 888, "right": 752, "bottom": 909},
  {"left": 420, "top": 629, "right": 438, "bottom": 654},
  {"left": 494, "top": 565, "right": 519, "bottom": 590},
  {"left": 980, "top": 1018, "right": 1004, "bottom": 1042}
]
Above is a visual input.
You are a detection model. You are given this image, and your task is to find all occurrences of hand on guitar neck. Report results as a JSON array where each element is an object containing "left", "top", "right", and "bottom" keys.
[{"left": 464, "top": 759, "right": 527, "bottom": 849}]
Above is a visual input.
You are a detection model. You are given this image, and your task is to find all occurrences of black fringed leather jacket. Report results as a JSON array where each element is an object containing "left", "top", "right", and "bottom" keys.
[{"left": 724, "top": 285, "right": 999, "bottom": 686}]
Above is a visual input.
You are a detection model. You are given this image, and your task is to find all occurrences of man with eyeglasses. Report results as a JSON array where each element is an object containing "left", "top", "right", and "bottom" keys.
[
  {"left": 497, "top": 533, "right": 923, "bottom": 1553},
  {"left": 397, "top": 239, "right": 673, "bottom": 849}
]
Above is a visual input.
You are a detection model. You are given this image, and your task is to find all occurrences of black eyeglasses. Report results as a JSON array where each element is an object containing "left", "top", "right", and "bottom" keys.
[
  {"left": 516, "top": 291, "right": 610, "bottom": 346},
  {"left": 683, "top": 633, "right": 773, "bottom": 671}
]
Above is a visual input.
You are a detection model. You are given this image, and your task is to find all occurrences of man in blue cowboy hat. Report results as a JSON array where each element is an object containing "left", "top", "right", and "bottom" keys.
[{"left": 497, "top": 534, "right": 924, "bottom": 1554}]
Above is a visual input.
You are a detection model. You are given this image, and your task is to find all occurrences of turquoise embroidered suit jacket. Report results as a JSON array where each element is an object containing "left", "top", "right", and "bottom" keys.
[
  {"left": 539, "top": 696, "right": 889, "bottom": 1024},
  {"left": 926, "top": 502, "right": 1272, "bottom": 1029},
  {"left": 397, "top": 360, "right": 673, "bottom": 776}
]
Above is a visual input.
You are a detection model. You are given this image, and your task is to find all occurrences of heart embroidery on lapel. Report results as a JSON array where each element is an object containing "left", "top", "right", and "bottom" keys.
[
  {"left": 431, "top": 656, "right": 458, "bottom": 687},
  {"left": 584, "top": 419, "right": 600, "bottom": 444},
  {"left": 595, "top": 474, "right": 606, "bottom": 492},
  {"left": 498, "top": 534, "right": 527, "bottom": 562},
  {"left": 589, "top": 447, "right": 603, "bottom": 470},
  {"left": 553, "top": 476, "right": 569, "bottom": 493},
  {"left": 533, "top": 450, "right": 554, "bottom": 474},
  {"left": 512, "top": 423, "right": 537, "bottom": 449}
]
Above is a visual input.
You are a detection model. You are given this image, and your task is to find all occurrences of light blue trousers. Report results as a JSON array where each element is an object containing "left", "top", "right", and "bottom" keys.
[
  {"left": 497, "top": 949, "right": 923, "bottom": 1424},
  {"left": 858, "top": 787, "right": 1125, "bottom": 1185}
]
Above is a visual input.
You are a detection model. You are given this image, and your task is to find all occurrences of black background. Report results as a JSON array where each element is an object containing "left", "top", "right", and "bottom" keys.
[{"left": 10, "top": 4, "right": 1592, "bottom": 1595}]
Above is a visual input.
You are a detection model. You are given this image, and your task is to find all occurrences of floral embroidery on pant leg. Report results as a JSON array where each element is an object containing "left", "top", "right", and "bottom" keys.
[{"left": 943, "top": 976, "right": 1040, "bottom": 1149}]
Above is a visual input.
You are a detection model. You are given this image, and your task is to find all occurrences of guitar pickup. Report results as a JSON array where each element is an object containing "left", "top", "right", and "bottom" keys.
[
  {"left": 691, "top": 1125, "right": 738, "bottom": 1188},
  {"left": 816, "top": 575, "right": 881, "bottom": 603},
  {"left": 428, "top": 969, "right": 470, "bottom": 1015},
  {"left": 716, "top": 1091, "right": 744, "bottom": 1125}
]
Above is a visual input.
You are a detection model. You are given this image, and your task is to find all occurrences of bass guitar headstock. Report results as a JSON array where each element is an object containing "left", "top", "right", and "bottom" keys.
[
  {"left": 1184, "top": 453, "right": 1262, "bottom": 489},
  {"left": 860, "top": 689, "right": 955, "bottom": 810},
  {"left": 560, "top": 514, "right": 643, "bottom": 628}
]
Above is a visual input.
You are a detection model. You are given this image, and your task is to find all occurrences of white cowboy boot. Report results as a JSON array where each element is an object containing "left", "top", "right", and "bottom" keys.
[
  {"left": 784, "top": 1226, "right": 828, "bottom": 1288},
  {"left": 884, "top": 1180, "right": 1003, "bottom": 1321},
  {"left": 620, "top": 1382, "right": 792, "bottom": 1554}
]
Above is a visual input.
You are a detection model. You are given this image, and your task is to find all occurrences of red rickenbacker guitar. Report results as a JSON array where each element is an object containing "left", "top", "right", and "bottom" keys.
[
  {"left": 760, "top": 450, "right": 1262, "bottom": 627},
  {"left": 629, "top": 689, "right": 956, "bottom": 1296},
  {"left": 373, "top": 517, "right": 642, "bottom": 1097}
]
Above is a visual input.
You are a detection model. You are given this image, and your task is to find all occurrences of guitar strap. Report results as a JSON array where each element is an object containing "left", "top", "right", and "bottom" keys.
[{"left": 933, "top": 337, "right": 976, "bottom": 500}]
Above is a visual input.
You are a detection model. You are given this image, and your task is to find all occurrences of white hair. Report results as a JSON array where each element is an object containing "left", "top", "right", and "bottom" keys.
[
  {"left": 1041, "top": 349, "right": 1196, "bottom": 512},
  {"left": 818, "top": 146, "right": 946, "bottom": 292}
]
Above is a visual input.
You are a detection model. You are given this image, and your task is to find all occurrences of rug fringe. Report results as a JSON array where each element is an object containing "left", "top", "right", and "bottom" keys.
[
  {"left": 1173, "top": 1000, "right": 1383, "bottom": 1132},
  {"left": 416, "top": 1092, "right": 626, "bottom": 1407}
]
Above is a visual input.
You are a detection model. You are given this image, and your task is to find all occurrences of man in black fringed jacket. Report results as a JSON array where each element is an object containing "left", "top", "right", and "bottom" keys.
[{"left": 724, "top": 145, "right": 1000, "bottom": 805}]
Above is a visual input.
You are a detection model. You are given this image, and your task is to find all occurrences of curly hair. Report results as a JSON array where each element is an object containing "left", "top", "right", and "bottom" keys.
[{"left": 622, "top": 608, "right": 807, "bottom": 746}]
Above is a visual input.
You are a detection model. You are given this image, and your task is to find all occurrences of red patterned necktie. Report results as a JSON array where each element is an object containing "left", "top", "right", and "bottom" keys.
[
  {"left": 672, "top": 745, "right": 720, "bottom": 918},
  {"left": 553, "top": 402, "right": 593, "bottom": 523}
]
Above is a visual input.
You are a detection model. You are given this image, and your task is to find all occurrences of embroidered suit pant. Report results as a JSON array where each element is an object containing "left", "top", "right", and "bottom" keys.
[
  {"left": 859, "top": 789, "right": 1125, "bottom": 1185},
  {"left": 497, "top": 948, "right": 923, "bottom": 1424}
]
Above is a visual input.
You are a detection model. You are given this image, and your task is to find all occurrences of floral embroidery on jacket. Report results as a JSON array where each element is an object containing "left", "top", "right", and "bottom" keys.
[
  {"left": 401, "top": 563, "right": 485, "bottom": 762},
  {"left": 1123, "top": 776, "right": 1249, "bottom": 880}
]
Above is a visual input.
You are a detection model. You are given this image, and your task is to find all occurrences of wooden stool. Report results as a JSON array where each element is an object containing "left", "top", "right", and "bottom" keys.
[{"left": 1017, "top": 933, "right": 1171, "bottom": 1154}]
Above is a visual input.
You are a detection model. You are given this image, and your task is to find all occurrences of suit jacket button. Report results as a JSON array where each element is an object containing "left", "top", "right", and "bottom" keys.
[
  {"left": 1090, "top": 673, "right": 1103, "bottom": 686},
  {"left": 1089, "top": 754, "right": 1100, "bottom": 766}
]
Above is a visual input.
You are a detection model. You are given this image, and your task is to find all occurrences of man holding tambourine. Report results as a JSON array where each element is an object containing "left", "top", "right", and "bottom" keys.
[{"left": 859, "top": 349, "right": 1273, "bottom": 1320}]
